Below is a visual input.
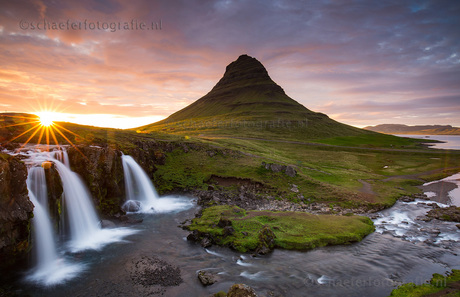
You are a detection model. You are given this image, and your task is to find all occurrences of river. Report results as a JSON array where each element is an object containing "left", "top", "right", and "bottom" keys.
[{"left": 9, "top": 194, "right": 459, "bottom": 297}]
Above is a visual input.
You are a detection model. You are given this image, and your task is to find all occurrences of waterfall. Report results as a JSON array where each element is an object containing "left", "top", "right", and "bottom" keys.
[
  {"left": 26, "top": 166, "right": 82, "bottom": 286},
  {"left": 27, "top": 167, "right": 58, "bottom": 272},
  {"left": 55, "top": 147, "right": 70, "bottom": 168},
  {"left": 122, "top": 155, "right": 159, "bottom": 211},
  {"left": 121, "top": 154, "right": 193, "bottom": 213},
  {"left": 21, "top": 147, "right": 137, "bottom": 285},
  {"left": 53, "top": 159, "right": 101, "bottom": 247}
]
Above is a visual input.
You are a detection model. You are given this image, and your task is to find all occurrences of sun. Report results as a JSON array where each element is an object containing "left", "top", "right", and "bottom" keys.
[{"left": 36, "top": 112, "right": 55, "bottom": 127}]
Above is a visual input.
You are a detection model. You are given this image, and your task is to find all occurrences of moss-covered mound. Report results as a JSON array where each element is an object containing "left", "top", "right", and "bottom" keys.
[
  {"left": 389, "top": 269, "right": 460, "bottom": 297},
  {"left": 186, "top": 205, "right": 374, "bottom": 253}
]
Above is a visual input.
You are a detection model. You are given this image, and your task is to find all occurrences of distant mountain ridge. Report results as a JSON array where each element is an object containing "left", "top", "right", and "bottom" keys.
[
  {"left": 364, "top": 124, "right": 460, "bottom": 135},
  {"left": 140, "top": 54, "right": 370, "bottom": 140}
]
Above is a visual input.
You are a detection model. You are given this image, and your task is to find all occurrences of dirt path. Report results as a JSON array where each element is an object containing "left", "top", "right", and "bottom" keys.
[{"left": 357, "top": 179, "right": 376, "bottom": 195}]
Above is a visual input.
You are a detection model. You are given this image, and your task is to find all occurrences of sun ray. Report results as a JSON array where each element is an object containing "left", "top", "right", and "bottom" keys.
[
  {"left": 8, "top": 122, "right": 42, "bottom": 143},
  {"left": 1, "top": 114, "right": 38, "bottom": 120},
  {"left": 0, "top": 120, "right": 41, "bottom": 129},
  {"left": 48, "top": 125, "right": 61, "bottom": 151},
  {"left": 53, "top": 122, "right": 84, "bottom": 138},
  {"left": 45, "top": 126, "right": 50, "bottom": 152},
  {"left": 36, "top": 126, "right": 45, "bottom": 146},
  {"left": 19, "top": 125, "right": 43, "bottom": 150},
  {"left": 51, "top": 124, "right": 89, "bottom": 161}
]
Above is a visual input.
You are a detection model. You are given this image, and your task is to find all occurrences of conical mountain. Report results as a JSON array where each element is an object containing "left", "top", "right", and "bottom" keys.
[
  {"left": 159, "top": 54, "right": 314, "bottom": 122},
  {"left": 142, "top": 54, "right": 368, "bottom": 140}
]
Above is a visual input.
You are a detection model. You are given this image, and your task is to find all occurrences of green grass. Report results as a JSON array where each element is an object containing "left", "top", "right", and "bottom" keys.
[
  {"left": 3, "top": 112, "right": 460, "bottom": 210},
  {"left": 315, "top": 134, "right": 437, "bottom": 149},
  {"left": 187, "top": 205, "right": 375, "bottom": 253},
  {"left": 389, "top": 270, "right": 460, "bottom": 297}
]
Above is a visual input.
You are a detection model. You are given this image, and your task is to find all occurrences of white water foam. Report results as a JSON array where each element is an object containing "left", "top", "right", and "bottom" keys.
[{"left": 122, "top": 155, "right": 193, "bottom": 213}]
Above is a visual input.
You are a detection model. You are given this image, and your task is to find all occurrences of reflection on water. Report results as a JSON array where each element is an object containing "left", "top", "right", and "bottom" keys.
[{"left": 395, "top": 134, "right": 460, "bottom": 150}]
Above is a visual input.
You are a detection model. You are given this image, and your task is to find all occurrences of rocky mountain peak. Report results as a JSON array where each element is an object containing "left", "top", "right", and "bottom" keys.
[{"left": 211, "top": 54, "right": 283, "bottom": 93}]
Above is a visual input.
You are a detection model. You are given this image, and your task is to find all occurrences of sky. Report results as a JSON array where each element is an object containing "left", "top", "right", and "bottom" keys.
[{"left": 0, "top": 0, "right": 459, "bottom": 129}]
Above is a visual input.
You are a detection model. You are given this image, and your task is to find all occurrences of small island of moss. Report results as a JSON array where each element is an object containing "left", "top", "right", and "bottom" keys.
[{"left": 186, "top": 205, "right": 375, "bottom": 254}]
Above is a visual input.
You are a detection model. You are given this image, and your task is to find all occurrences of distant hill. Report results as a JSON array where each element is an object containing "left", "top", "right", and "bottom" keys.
[
  {"left": 364, "top": 124, "right": 460, "bottom": 135},
  {"left": 139, "top": 54, "right": 371, "bottom": 140}
]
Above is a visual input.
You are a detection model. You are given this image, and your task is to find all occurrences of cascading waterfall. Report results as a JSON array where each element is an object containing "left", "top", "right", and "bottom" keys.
[
  {"left": 26, "top": 166, "right": 82, "bottom": 286},
  {"left": 122, "top": 154, "right": 193, "bottom": 213},
  {"left": 122, "top": 154, "right": 159, "bottom": 211},
  {"left": 53, "top": 159, "right": 100, "bottom": 246},
  {"left": 53, "top": 150, "right": 137, "bottom": 252},
  {"left": 27, "top": 167, "right": 58, "bottom": 273},
  {"left": 21, "top": 147, "right": 138, "bottom": 285},
  {"left": 55, "top": 147, "right": 70, "bottom": 168}
]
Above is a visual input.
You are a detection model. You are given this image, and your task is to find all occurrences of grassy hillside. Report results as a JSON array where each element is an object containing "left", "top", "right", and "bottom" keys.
[{"left": 137, "top": 55, "right": 368, "bottom": 141}]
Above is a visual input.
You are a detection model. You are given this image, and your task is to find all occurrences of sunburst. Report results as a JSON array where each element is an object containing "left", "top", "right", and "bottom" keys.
[{"left": 1, "top": 108, "right": 87, "bottom": 159}]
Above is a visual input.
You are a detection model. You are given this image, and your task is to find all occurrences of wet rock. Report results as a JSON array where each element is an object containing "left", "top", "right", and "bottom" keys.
[
  {"left": 417, "top": 216, "right": 432, "bottom": 222},
  {"left": 186, "top": 230, "right": 200, "bottom": 242},
  {"left": 256, "top": 226, "right": 276, "bottom": 255},
  {"left": 101, "top": 220, "right": 116, "bottom": 228},
  {"left": 197, "top": 270, "right": 217, "bottom": 286},
  {"left": 456, "top": 224, "right": 460, "bottom": 229},
  {"left": 201, "top": 237, "right": 212, "bottom": 248},
  {"left": 119, "top": 215, "right": 143, "bottom": 225},
  {"left": 129, "top": 256, "right": 182, "bottom": 287},
  {"left": 427, "top": 206, "right": 460, "bottom": 222},
  {"left": 400, "top": 196, "right": 415, "bottom": 202},
  {"left": 122, "top": 200, "right": 141, "bottom": 212},
  {"left": 227, "top": 283, "right": 258, "bottom": 297},
  {"left": 67, "top": 146, "right": 125, "bottom": 215},
  {"left": 0, "top": 154, "right": 34, "bottom": 268}
]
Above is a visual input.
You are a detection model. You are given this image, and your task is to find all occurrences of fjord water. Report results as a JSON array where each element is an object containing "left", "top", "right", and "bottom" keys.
[
  {"left": 395, "top": 134, "right": 460, "bottom": 150},
  {"left": 122, "top": 154, "right": 193, "bottom": 213}
]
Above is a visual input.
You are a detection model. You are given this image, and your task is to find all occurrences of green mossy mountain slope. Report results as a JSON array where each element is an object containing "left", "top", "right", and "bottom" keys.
[{"left": 138, "top": 55, "right": 370, "bottom": 140}]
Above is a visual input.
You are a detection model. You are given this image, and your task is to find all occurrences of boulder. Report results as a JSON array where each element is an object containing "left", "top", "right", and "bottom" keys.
[
  {"left": 201, "top": 237, "right": 213, "bottom": 248},
  {"left": 197, "top": 270, "right": 217, "bottom": 286},
  {"left": 227, "top": 284, "right": 258, "bottom": 297},
  {"left": 427, "top": 206, "right": 460, "bottom": 222},
  {"left": 122, "top": 200, "right": 141, "bottom": 212},
  {"left": 256, "top": 226, "right": 276, "bottom": 255},
  {"left": 101, "top": 219, "right": 116, "bottom": 228},
  {"left": 285, "top": 166, "right": 297, "bottom": 177}
]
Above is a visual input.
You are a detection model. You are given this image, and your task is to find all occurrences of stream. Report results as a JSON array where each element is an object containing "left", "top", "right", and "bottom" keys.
[{"left": 10, "top": 194, "right": 460, "bottom": 297}]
